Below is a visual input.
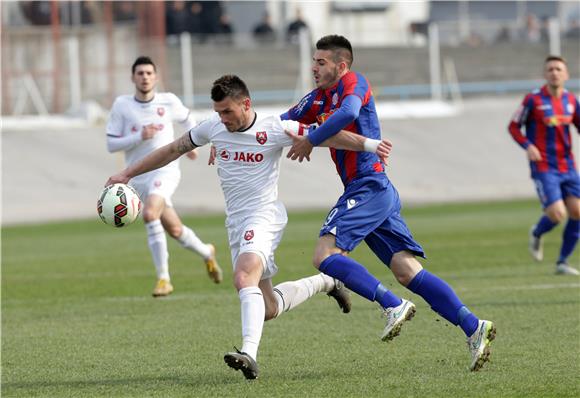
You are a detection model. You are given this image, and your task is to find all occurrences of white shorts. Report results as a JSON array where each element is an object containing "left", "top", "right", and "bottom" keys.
[
  {"left": 227, "top": 215, "right": 287, "bottom": 280},
  {"left": 129, "top": 169, "right": 180, "bottom": 207}
]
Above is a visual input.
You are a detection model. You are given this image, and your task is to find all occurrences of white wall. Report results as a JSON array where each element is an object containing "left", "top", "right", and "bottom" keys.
[{"left": 277, "top": 0, "right": 429, "bottom": 46}]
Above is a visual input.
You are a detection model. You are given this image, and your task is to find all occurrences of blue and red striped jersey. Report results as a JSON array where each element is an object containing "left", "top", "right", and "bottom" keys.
[
  {"left": 287, "top": 71, "right": 385, "bottom": 186},
  {"left": 509, "top": 85, "right": 580, "bottom": 175}
]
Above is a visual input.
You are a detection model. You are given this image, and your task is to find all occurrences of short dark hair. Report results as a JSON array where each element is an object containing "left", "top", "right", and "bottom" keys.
[
  {"left": 132, "top": 56, "right": 156, "bottom": 74},
  {"left": 316, "top": 35, "right": 353, "bottom": 67},
  {"left": 544, "top": 55, "right": 567, "bottom": 65},
  {"left": 211, "top": 75, "right": 250, "bottom": 102}
]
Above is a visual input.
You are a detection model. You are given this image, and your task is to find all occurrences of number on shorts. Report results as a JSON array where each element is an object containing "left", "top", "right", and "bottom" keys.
[{"left": 324, "top": 208, "right": 338, "bottom": 225}]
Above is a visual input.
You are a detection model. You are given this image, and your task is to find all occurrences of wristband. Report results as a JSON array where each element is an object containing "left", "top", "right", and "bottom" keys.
[{"left": 363, "top": 138, "right": 380, "bottom": 153}]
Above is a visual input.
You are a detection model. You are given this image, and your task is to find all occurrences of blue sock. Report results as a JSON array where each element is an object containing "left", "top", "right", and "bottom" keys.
[
  {"left": 534, "top": 215, "right": 557, "bottom": 237},
  {"left": 558, "top": 219, "right": 579, "bottom": 263},
  {"left": 407, "top": 270, "right": 479, "bottom": 337},
  {"left": 319, "top": 254, "right": 402, "bottom": 308}
]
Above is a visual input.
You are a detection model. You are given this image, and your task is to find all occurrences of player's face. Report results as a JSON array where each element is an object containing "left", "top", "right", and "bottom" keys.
[
  {"left": 312, "top": 49, "right": 341, "bottom": 89},
  {"left": 543, "top": 60, "right": 568, "bottom": 89},
  {"left": 131, "top": 64, "right": 157, "bottom": 95},
  {"left": 214, "top": 96, "right": 252, "bottom": 132}
]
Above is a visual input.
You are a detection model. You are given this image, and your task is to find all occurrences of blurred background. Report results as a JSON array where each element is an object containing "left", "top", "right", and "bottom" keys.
[{"left": 1, "top": 0, "right": 580, "bottom": 224}]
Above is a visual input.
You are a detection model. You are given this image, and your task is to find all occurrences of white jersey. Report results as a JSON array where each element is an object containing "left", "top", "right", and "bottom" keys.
[
  {"left": 188, "top": 113, "right": 307, "bottom": 223},
  {"left": 106, "top": 92, "right": 194, "bottom": 173}
]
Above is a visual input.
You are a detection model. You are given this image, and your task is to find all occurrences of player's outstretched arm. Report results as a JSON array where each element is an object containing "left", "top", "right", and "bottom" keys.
[
  {"left": 106, "top": 133, "right": 196, "bottom": 185},
  {"left": 324, "top": 130, "right": 392, "bottom": 165},
  {"left": 284, "top": 129, "right": 392, "bottom": 165}
]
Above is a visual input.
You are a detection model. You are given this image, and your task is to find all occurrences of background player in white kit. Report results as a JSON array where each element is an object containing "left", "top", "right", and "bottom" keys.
[
  {"left": 106, "top": 75, "right": 392, "bottom": 379},
  {"left": 106, "top": 56, "right": 222, "bottom": 297}
]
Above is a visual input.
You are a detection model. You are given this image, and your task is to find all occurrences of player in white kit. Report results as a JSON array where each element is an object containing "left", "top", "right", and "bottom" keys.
[
  {"left": 106, "top": 75, "right": 392, "bottom": 379},
  {"left": 106, "top": 56, "right": 222, "bottom": 297}
]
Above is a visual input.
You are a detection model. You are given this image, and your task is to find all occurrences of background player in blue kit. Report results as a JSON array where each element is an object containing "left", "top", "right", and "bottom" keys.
[
  {"left": 508, "top": 55, "right": 580, "bottom": 276},
  {"left": 282, "top": 35, "right": 496, "bottom": 371}
]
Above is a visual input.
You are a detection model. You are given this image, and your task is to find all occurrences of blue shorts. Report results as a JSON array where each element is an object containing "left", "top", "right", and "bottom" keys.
[
  {"left": 319, "top": 177, "right": 425, "bottom": 266},
  {"left": 532, "top": 170, "right": 580, "bottom": 208}
]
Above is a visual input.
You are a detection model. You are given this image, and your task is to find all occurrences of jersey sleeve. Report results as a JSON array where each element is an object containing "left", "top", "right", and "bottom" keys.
[
  {"left": 286, "top": 91, "right": 319, "bottom": 124},
  {"left": 168, "top": 93, "right": 196, "bottom": 131},
  {"left": 508, "top": 93, "right": 534, "bottom": 149},
  {"left": 341, "top": 72, "right": 370, "bottom": 105},
  {"left": 270, "top": 117, "right": 310, "bottom": 147},
  {"left": 187, "top": 117, "right": 214, "bottom": 147},
  {"left": 106, "top": 99, "right": 124, "bottom": 137}
]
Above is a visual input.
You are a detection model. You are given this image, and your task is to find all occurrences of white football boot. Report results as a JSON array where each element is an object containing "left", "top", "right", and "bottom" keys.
[
  {"left": 467, "top": 320, "right": 496, "bottom": 371},
  {"left": 555, "top": 262, "right": 580, "bottom": 276},
  {"left": 381, "top": 299, "right": 416, "bottom": 342}
]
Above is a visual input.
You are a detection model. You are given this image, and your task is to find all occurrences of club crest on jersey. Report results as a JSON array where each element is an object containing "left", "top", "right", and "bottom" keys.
[
  {"left": 157, "top": 107, "right": 165, "bottom": 116},
  {"left": 244, "top": 230, "right": 254, "bottom": 241},
  {"left": 543, "top": 115, "right": 573, "bottom": 126},
  {"left": 154, "top": 180, "right": 162, "bottom": 187},
  {"left": 567, "top": 103, "right": 575, "bottom": 114},
  {"left": 316, "top": 110, "right": 335, "bottom": 125},
  {"left": 256, "top": 131, "right": 268, "bottom": 145},
  {"left": 332, "top": 93, "right": 339, "bottom": 106},
  {"left": 220, "top": 149, "right": 231, "bottom": 161}
]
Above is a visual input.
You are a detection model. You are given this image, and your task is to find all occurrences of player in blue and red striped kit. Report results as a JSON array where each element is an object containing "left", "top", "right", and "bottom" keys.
[
  {"left": 282, "top": 35, "right": 495, "bottom": 371},
  {"left": 509, "top": 55, "right": 580, "bottom": 275}
]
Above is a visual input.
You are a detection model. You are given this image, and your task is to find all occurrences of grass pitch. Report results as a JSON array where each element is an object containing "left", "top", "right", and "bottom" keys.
[{"left": 2, "top": 199, "right": 579, "bottom": 397}]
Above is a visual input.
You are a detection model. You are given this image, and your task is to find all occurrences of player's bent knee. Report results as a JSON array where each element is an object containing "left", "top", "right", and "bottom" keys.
[
  {"left": 312, "top": 252, "right": 334, "bottom": 269},
  {"left": 548, "top": 210, "right": 566, "bottom": 223},
  {"left": 166, "top": 225, "right": 182, "bottom": 239},
  {"left": 546, "top": 202, "right": 567, "bottom": 223},
  {"left": 142, "top": 209, "right": 160, "bottom": 222},
  {"left": 391, "top": 252, "right": 423, "bottom": 287}
]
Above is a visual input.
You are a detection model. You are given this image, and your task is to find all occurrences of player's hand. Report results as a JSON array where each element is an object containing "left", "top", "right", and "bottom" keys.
[
  {"left": 185, "top": 148, "right": 198, "bottom": 160},
  {"left": 208, "top": 145, "right": 217, "bottom": 165},
  {"left": 284, "top": 129, "right": 313, "bottom": 162},
  {"left": 526, "top": 144, "right": 542, "bottom": 162},
  {"left": 141, "top": 124, "right": 160, "bottom": 140},
  {"left": 376, "top": 139, "right": 393, "bottom": 165},
  {"left": 105, "top": 172, "right": 130, "bottom": 187}
]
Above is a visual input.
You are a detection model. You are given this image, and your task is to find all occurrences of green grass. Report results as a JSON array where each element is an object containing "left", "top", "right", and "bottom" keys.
[{"left": 2, "top": 199, "right": 579, "bottom": 397}]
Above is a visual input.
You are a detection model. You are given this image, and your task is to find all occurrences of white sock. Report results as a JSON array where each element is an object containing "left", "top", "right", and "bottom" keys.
[
  {"left": 273, "top": 273, "right": 335, "bottom": 317},
  {"left": 177, "top": 225, "right": 211, "bottom": 259},
  {"left": 146, "top": 220, "right": 169, "bottom": 280},
  {"left": 239, "top": 286, "right": 264, "bottom": 361}
]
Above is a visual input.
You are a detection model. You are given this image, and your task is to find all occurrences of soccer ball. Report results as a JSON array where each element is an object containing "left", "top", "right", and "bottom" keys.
[{"left": 97, "top": 183, "right": 142, "bottom": 227}]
